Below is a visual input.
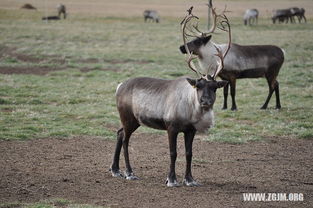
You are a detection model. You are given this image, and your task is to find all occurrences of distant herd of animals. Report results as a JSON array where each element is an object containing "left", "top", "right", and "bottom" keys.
[
  {"left": 20, "top": 3, "right": 67, "bottom": 21},
  {"left": 244, "top": 7, "right": 307, "bottom": 25},
  {"left": 20, "top": 3, "right": 307, "bottom": 25}
]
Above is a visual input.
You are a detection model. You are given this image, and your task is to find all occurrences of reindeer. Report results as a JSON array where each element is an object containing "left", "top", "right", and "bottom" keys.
[
  {"left": 243, "top": 9, "right": 259, "bottom": 26},
  {"left": 57, "top": 4, "right": 67, "bottom": 19},
  {"left": 42, "top": 4, "right": 66, "bottom": 21},
  {"left": 42, "top": 16, "right": 60, "bottom": 21},
  {"left": 272, "top": 9, "right": 294, "bottom": 24},
  {"left": 290, "top": 7, "right": 307, "bottom": 23},
  {"left": 143, "top": 10, "right": 160, "bottom": 23},
  {"left": 179, "top": 3, "right": 284, "bottom": 110},
  {"left": 110, "top": 7, "right": 230, "bottom": 187}
]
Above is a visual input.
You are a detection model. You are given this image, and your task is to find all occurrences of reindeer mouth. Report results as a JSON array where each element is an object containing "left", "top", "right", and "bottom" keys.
[{"left": 200, "top": 104, "right": 211, "bottom": 110}]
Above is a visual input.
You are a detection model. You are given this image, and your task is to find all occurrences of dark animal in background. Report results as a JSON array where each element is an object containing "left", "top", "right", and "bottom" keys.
[
  {"left": 42, "top": 4, "right": 66, "bottom": 21},
  {"left": 272, "top": 8, "right": 306, "bottom": 24},
  {"left": 143, "top": 10, "right": 160, "bottom": 23},
  {"left": 42, "top": 16, "right": 60, "bottom": 21},
  {"left": 180, "top": 6, "right": 284, "bottom": 110},
  {"left": 243, "top": 9, "right": 259, "bottom": 25},
  {"left": 21, "top": 3, "right": 37, "bottom": 10},
  {"left": 110, "top": 6, "right": 230, "bottom": 187},
  {"left": 272, "top": 9, "right": 293, "bottom": 24},
  {"left": 289, "top": 7, "right": 306, "bottom": 23},
  {"left": 57, "top": 4, "right": 67, "bottom": 19}
]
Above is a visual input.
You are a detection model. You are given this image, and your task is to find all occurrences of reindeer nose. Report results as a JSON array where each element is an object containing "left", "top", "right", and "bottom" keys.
[{"left": 200, "top": 98, "right": 212, "bottom": 107}]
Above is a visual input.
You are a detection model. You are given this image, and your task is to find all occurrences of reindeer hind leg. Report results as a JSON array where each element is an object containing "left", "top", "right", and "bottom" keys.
[
  {"left": 274, "top": 80, "right": 281, "bottom": 109},
  {"left": 121, "top": 115, "right": 140, "bottom": 180},
  {"left": 261, "top": 75, "right": 276, "bottom": 109},
  {"left": 110, "top": 128, "right": 125, "bottom": 178}
]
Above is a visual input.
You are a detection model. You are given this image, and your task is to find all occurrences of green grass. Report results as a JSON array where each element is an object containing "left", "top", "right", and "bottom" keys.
[{"left": 0, "top": 9, "right": 312, "bottom": 142}]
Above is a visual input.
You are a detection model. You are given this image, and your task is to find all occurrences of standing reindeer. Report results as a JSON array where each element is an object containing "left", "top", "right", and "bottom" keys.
[
  {"left": 180, "top": 4, "right": 284, "bottom": 110},
  {"left": 143, "top": 10, "right": 160, "bottom": 23},
  {"left": 57, "top": 4, "right": 67, "bottom": 19},
  {"left": 243, "top": 9, "right": 259, "bottom": 26},
  {"left": 110, "top": 7, "right": 230, "bottom": 187}
]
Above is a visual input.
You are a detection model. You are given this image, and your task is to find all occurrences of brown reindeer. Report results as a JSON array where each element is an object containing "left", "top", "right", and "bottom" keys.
[
  {"left": 180, "top": 3, "right": 284, "bottom": 110},
  {"left": 110, "top": 6, "right": 230, "bottom": 187}
]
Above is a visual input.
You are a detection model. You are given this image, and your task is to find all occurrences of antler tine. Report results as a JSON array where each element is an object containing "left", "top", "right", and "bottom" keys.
[
  {"left": 212, "top": 46, "right": 224, "bottom": 79},
  {"left": 181, "top": 7, "right": 206, "bottom": 78},
  {"left": 212, "top": 15, "right": 231, "bottom": 79},
  {"left": 202, "top": 7, "right": 218, "bottom": 35},
  {"left": 199, "top": 1, "right": 228, "bottom": 37},
  {"left": 221, "top": 15, "right": 231, "bottom": 58}
]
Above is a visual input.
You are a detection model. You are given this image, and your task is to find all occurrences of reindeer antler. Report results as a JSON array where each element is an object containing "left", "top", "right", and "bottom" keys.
[
  {"left": 181, "top": 6, "right": 206, "bottom": 78},
  {"left": 212, "top": 15, "right": 231, "bottom": 79},
  {"left": 181, "top": 2, "right": 231, "bottom": 80}
]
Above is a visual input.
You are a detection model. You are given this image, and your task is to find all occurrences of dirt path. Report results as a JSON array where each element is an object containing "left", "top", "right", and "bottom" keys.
[{"left": 0, "top": 134, "right": 312, "bottom": 208}]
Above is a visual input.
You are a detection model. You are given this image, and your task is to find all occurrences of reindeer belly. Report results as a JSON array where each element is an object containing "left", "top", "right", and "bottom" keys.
[
  {"left": 138, "top": 115, "right": 166, "bottom": 130},
  {"left": 237, "top": 68, "right": 266, "bottom": 78},
  {"left": 220, "top": 67, "right": 266, "bottom": 79}
]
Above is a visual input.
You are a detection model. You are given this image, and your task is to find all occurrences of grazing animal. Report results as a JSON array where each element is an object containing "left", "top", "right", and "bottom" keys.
[
  {"left": 110, "top": 7, "right": 229, "bottom": 187},
  {"left": 272, "top": 9, "right": 294, "bottom": 24},
  {"left": 290, "top": 7, "right": 306, "bottom": 23},
  {"left": 243, "top": 9, "right": 259, "bottom": 26},
  {"left": 299, "top": 8, "right": 307, "bottom": 23},
  {"left": 57, "top": 4, "right": 67, "bottom": 19},
  {"left": 179, "top": 6, "right": 284, "bottom": 110},
  {"left": 21, "top": 4, "right": 37, "bottom": 10},
  {"left": 143, "top": 10, "right": 160, "bottom": 23},
  {"left": 42, "top": 16, "right": 60, "bottom": 21}
]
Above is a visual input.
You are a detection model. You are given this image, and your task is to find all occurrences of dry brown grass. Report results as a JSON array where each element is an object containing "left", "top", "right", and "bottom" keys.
[{"left": 1, "top": 0, "right": 313, "bottom": 18}]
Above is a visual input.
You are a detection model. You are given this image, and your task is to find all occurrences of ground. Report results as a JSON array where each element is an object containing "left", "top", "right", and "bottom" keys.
[{"left": 0, "top": 133, "right": 312, "bottom": 208}]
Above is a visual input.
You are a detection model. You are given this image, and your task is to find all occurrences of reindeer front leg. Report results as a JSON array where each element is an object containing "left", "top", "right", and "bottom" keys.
[
  {"left": 183, "top": 129, "right": 199, "bottom": 187},
  {"left": 230, "top": 78, "right": 237, "bottom": 111},
  {"left": 222, "top": 82, "right": 229, "bottom": 110},
  {"left": 166, "top": 128, "right": 179, "bottom": 187}
]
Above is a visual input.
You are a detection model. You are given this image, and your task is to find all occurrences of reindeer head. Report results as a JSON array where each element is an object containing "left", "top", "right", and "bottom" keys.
[
  {"left": 180, "top": 5, "right": 231, "bottom": 110},
  {"left": 179, "top": 3, "right": 231, "bottom": 78}
]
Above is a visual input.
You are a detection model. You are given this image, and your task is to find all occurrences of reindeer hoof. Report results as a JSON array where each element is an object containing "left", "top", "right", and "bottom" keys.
[
  {"left": 125, "top": 172, "right": 139, "bottom": 180},
  {"left": 110, "top": 169, "right": 124, "bottom": 178},
  {"left": 166, "top": 178, "right": 180, "bottom": 187},
  {"left": 183, "top": 179, "right": 200, "bottom": 187}
]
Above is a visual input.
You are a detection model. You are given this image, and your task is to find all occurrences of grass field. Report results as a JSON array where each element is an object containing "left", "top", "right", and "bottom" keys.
[{"left": 0, "top": 6, "right": 312, "bottom": 142}]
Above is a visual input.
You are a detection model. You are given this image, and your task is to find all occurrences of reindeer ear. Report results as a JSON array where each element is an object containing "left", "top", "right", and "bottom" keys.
[
  {"left": 186, "top": 78, "right": 197, "bottom": 88},
  {"left": 202, "top": 35, "right": 212, "bottom": 45},
  {"left": 217, "top": 80, "right": 228, "bottom": 88}
]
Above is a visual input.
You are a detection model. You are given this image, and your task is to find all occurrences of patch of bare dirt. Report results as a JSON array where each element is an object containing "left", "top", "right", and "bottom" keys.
[
  {"left": 79, "top": 67, "right": 120, "bottom": 73},
  {"left": 0, "top": 46, "right": 152, "bottom": 75},
  {"left": 0, "top": 134, "right": 312, "bottom": 208},
  {"left": 0, "top": 66, "right": 65, "bottom": 75}
]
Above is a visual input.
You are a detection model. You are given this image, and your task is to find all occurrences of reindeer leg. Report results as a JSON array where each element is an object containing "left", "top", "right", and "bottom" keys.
[
  {"left": 110, "top": 128, "right": 124, "bottom": 178},
  {"left": 123, "top": 124, "right": 140, "bottom": 180},
  {"left": 274, "top": 80, "right": 281, "bottom": 109},
  {"left": 166, "top": 128, "right": 179, "bottom": 187},
  {"left": 230, "top": 79, "right": 237, "bottom": 111},
  {"left": 261, "top": 78, "right": 275, "bottom": 109},
  {"left": 222, "top": 82, "right": 229, "bottom": 110},
  {"left": 182, "top": 129, "right": 199, "bottom": 187}
]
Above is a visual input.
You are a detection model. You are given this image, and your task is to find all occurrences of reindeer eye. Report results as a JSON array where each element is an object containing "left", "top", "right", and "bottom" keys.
[{"left": 195, "top": 82, "right": 204, "bottom": 89}]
